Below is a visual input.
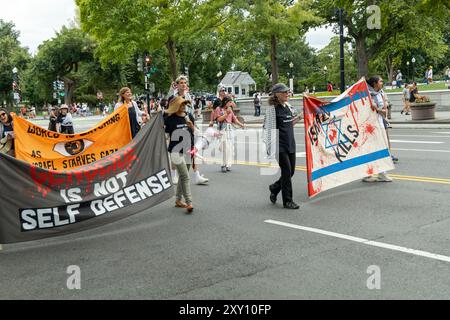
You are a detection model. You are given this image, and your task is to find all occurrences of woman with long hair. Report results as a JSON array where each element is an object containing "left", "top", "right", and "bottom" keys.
[
  {"left": 114, "top": 87, "right": 148, "bottom": 138},
  {"left": 0, "top": 108, "right": 15, "bottom": 156},
  {"left": 263, "top": 83, "right": 301, "bottom": 209}
]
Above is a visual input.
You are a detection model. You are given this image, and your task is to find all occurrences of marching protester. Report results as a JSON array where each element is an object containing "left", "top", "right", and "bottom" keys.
[
  {"left": 210, "top": 87, "right": 227, "bottom": 126},
  {"left": 164, "top": 96, "right": 195, "bottom": 213},
  {"left": 0, "top": 108, "right": 15, "bottom": 156},
  {"left": 114, "top": 87, "right": 148, "bottom": 139},
  {"left": 48, "top": 106, "right": 58, "bottom": 132},
  {"left": 168, "top": 75, "right": 208, "bottom": 185},
  {"left": 363, "top": 76, "right": 396, "bottom": 183},
  {"left": 263, "top": 83, "right": 302, "bottom": 210},
  {"left": 56, "top": 104, "right": 74, "bottom": 134},
  {"left": 213, "top": 96, "right": 245, "bottom": 172},
  {"left": 401, "top": 83, "right": 411, "bottom": 115}
]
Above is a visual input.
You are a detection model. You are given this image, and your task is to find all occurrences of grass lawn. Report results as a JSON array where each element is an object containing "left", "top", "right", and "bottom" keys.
[
  {"left": 294, "top": 82, "right": 448, "bottom": 97},
  {"left": 383, "top": 82, "right": 448, "bottom": 93}
]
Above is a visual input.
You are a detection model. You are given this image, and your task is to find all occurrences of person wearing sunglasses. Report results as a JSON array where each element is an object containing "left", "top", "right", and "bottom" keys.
[{"left": 0, "top": 108, "right": 15, "bottom": 156}]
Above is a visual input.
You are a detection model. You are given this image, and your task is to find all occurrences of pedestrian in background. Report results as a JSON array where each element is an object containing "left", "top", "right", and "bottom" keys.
[
  {"left": 427, "top": 66, "right": 433, "bottom": 84},
  {"left": 254, "top": 92, "right": 261, "bottom": 117},
  {"left": 264, "top": 83, "right": 301, "bottom": 210},
  {"left": 401, "top": 83, "right": 411, "bottom": 115},
  {"left": 396, "top": 70, "right": 403, "bottom": 88}
]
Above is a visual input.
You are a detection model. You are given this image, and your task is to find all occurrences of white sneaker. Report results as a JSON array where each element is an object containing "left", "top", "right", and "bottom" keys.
[
  {"left": 362, "top": 175, "right": 378, "bottom": 182},
  {"left": 377, "top": 172, "right": 393, "bottom": 182},
  {"left": 194, "top": 172, "right": 209, "bottom": 185}
]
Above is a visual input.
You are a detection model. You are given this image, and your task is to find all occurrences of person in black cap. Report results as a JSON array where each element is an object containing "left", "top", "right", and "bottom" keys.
[{"left": 263, "top": 83, "right": 302, "bottom": 209}]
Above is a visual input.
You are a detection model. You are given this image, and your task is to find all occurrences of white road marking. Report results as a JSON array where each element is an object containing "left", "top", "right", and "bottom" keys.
[
  {"left": 391, "top": 135, "right": 450, "bottom": 138},
  {"left": 391, "top": 140, "right": 444, "bottom": 144},
  {"left": 265, "top": 220, "right": 450, "bottom": 263},
  {"left": 392, "top": 148, "right": 450, "bottom": 153},
  {"left": 296, "top": 152, "right": 306, "bottom": 158},
  {"left": 433, "top": 132, "right": 450, "bottom": 134}
]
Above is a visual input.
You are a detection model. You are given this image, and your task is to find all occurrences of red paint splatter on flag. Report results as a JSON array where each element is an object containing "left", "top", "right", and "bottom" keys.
[{"left": 365, "top": 124, "right": 376, "bottom": 135}]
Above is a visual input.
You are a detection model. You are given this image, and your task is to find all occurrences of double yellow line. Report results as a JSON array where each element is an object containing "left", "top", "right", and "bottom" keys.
[{"left": 203, "top": 158, "right": 450, "bottom": 186}]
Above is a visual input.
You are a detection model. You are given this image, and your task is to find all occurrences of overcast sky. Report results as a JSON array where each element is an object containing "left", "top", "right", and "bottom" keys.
[{"left": 0, "top": 0, "right": 335, "bottom": 55}]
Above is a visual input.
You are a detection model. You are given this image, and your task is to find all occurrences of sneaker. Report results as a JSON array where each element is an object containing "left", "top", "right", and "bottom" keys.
[
  {"left": 283, "top": 201, "right": 300, "bottom": 210},
  {"left": 186, "top": 204, "right": 194, "bottom": 213},
  {"left": 226, "top": 167, "right": 231, "bottom": 172},
  {"left": 363, "top": 175, "right": 379, "bottom": 182},
  {"left": 377, "top": 173, "right": 393, "bottom": 182},
  {"left": 391, "top": 155, "right": 399, "bottom": 163},
  {"left": 194, "top": 174, "right": 209, "bottom": 185},
  {"left": 221, "top": 166, "right": 227, "bottom": 173}
]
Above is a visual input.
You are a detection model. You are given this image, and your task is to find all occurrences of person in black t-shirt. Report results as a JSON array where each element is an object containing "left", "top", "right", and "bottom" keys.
[
  {"left": 165, "top": 96, "right": 195, "bottom": 213},
  {"left": 265, "top": 83, "right": 302, "bottom": 210}
]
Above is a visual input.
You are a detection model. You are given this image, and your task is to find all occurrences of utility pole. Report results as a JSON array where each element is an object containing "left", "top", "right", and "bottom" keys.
[{"left": 336, "top": 8, "right": 346, "bottom": 93}]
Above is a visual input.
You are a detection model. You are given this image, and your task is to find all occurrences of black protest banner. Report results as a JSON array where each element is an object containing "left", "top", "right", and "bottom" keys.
[{"left": 0, "top": 113, "right": 173, "bottom": 244}]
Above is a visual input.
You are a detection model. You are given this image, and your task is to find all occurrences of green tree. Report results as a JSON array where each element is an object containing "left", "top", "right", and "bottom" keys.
[
  {"left": 311, "top": 0, "right": 449, "bottom": 78},
  {"left": 230, "top": 0, "right": 321, "bottom": 85},
  {"left": 76, "top": 0, "right": 229, "bottom": 81},
  {"left": 0, "top": 20, "right": 31, "bottom": 108}
]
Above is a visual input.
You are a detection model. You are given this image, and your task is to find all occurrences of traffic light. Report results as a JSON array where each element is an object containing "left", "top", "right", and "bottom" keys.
[
  {"left": 58, "top": 80, "right": 64, "bottom": 91},
  {"left": 53, "top": 81, "right": 57, "bottom": 91},
  {"left": 144, "top": 52, "right": 152, "bottom": 66}
]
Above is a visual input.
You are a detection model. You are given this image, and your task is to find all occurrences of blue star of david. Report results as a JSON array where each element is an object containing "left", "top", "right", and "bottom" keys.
[{"left": 321, "top": 116, "right": 349, "bottom": 149}]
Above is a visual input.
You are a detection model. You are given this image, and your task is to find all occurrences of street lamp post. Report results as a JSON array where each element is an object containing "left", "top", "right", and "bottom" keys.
[
  {"left": 406, "top": 61, "right": 410, "bottom": 83},
  {"left": 336, "top": 8, "right": 346, "bottom": 93},
  {"left": 12, "top": 67, "right": 19, "bottom": 110},
  {"left": 289, "top": 62, "right": 294, "bottom": 93},
  {"left": 323, "top": 65, "right": 328, "bottom": 91},
  {"left": 412, "top": 57, "right": 416, "bottom": 82}
]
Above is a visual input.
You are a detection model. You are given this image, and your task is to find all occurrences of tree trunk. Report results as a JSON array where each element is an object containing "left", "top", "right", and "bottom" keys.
[
  {"left": 270, "top": 35, "right": 278, "bottom": 85},
  {"left": 63, "top": 77, "right": 75, "bottom": 105},
  {"left": 166, "top": 37, "right": 177, "bottom": 81},
  {"left": 385, "top": 55, "right": 394, "bottom": 82},
  {"left": 355, "top": 36, "right": 369, "bottom": 79}
]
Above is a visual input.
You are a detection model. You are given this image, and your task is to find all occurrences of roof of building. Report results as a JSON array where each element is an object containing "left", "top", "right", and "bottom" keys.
[{"left": 220, "top": 71, "right": 256, "bottom": 86}]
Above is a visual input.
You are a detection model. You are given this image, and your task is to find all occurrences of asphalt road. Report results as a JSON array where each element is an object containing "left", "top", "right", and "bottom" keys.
[{"left": 1, "top": 117, "right": 450, "bottom": 299}]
